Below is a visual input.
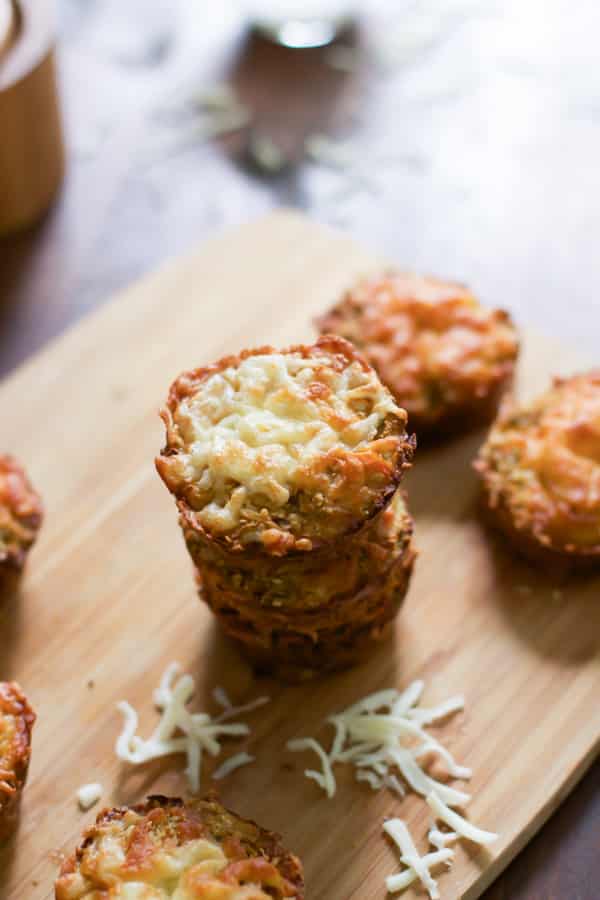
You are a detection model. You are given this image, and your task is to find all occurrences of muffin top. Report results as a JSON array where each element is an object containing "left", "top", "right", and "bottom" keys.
[
  {"left": 318, "top": 272, "right": 518, "bottom": 432},
  {"left": 157, "top": 336, "right": 414, "bottom": 555},
  {"left": 0, "top": 681, "right": 36, "bottom": 817},
  {"left": 0, "top": 455, "right": 43, "bottom": 573},
  {"left": 475, "top": 371, "right": 600, "bottom": 557},
  {"left": 55, "top": 795, "right": 304, "bottom": 900}
]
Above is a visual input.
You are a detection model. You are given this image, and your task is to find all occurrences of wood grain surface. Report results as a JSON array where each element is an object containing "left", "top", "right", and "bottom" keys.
[{"left": 0, "top": 212, "right": 598, "bottom": 900}]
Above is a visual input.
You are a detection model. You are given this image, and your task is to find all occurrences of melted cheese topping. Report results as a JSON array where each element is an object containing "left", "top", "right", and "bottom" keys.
[
  {"left": 320, "top": 273, "right": 518, "bottom": 423},
  {"left": 167, "top": 349, "right": 402, "bottom": 534},
  {"left": 479, "top": 372, "right": 600, "bottom": 550},
  {"left": 56, "top": 808, "right": 288, "bottom": 900},
  {"left": 384, "top": 819, "right": 451, "bottom": 899},
  {"left": 0, "top": 710, "right": 17, "bottom": 787}
]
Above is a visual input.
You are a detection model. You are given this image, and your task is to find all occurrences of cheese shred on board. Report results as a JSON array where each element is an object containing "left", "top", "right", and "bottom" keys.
[
  {"left": 115, "top": 662, "right": 268, "bottom": 792},
  {"left": 384, "top": 796, "right": 497, "bottom": 898}
]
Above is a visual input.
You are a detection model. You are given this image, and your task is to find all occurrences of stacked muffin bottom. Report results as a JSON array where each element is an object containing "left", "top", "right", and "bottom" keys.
[{"left": 183, "top": 492, "right": 415, "bottom": 680}]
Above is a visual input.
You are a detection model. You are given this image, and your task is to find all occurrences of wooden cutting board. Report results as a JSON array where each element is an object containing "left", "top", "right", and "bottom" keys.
[{"left": 1, "top": 211, "right": 599, "bottom": 900}]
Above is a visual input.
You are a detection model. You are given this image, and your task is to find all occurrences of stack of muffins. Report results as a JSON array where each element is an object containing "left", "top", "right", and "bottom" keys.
[{"left": 156, "top": 336, "right": 416, "bottom": 680}]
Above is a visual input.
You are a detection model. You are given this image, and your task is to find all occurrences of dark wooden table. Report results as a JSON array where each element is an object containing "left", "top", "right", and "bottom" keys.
[{"left": 1, "top": 2, "right": 598, "bottom": 897}]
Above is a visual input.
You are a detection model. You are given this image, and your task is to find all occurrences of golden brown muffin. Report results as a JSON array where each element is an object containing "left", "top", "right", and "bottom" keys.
[
  {"left": 196, "top": 492, "right": 415, "bottom": 681},
  {"left": 318, "top": 271, "right": 519, "bottom": 438},
  {"left": 475, "top": 372, "right": 600, "bottom": 568},
  {"left": 55, "top": 794, "right": 304, "bottom": 899},
  {"left": 0, "top": 454, "right": 43, "bottom": 586},
  {"left": 185, "top": 490, "right": 412, "bottom": 610},
  {"left": 156, "top": 335, "right": 415, "bottom": 556},
  {"left": 0, "top": 681, "right": 36, "bottom": 842}
]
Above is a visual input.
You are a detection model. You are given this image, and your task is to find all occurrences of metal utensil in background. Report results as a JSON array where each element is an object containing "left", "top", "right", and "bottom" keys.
[
  {"left": 0, "top": 0, "right": 64, "bottom": 236},
  {"left": 245, "top": 0, "right": 357, "bottom": 48}
]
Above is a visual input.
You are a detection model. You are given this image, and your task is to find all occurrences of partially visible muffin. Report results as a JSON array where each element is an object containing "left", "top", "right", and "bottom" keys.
[
  {"left": 475, "top": 371, "right": 600, "bottom": 568},
  {"left": 0, "top": 455, "right": 43, "bottom": 586},
  {"left": 55, "top": 794, "right": 304, "bottom": 899},
  {"left": 318, "top": 271, "right": 519, "bottom": 438},
  {"left": 0, "top": 681, "right": 36, "bottom": 842},
  {"left": 157, "top": 335, "right": 415, "bottom": 556}
]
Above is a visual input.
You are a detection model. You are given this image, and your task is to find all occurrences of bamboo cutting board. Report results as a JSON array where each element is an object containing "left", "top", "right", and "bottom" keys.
[{"left": 1, "top": 212, "right": 599, "bottom": 900}]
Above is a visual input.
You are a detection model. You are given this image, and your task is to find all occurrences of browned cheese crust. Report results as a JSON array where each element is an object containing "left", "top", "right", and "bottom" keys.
[
  {"left": 0, "top": 681, "right": 36, "bottom": 842},
  {"left": 55, "top": 794, "right": 304, "bottom": 899},
  {"left": 475, "top": 371, "right": 600, "bottom": 568},
  {"left": 317, "top": 272, "right": 519, "bottom": 438},
  {"left": 0, "top": 455, "right": 43, "bottom": 586},
  {"left": 156, "top": 336, "right": 415, "bottom": 557},
  {"left": 197, "top": 492, "right": 416, "bottom": 681}
]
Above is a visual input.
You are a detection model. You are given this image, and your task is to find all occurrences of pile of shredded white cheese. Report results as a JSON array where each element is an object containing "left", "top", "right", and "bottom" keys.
[
  {"left": 287, "top": 680, "right": 497, "bottom": 898},
  {"left": 287, "top": 680, "right": 471, "bottom": 804},
  {"left": 115, "top": 663, "right": 268, "bottom": 793}
]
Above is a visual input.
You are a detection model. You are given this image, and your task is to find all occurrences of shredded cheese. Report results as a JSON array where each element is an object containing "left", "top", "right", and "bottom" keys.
[
  {"left": 287, "top": 680, "right": 470, "bottom": 806},
  {"left": 427, "top": 792, "right": 498, "bottom": 846},
  {"left": 384, "top": 819, "right": 446, "bottom": 899},
  {"left": 288, "top": 679, "right": 498, "bottom": 897},
  {"left": 76, "top": 783, "right": 102, "bottom": 812},
  {"left": 428, "top": 827, "right": 458, "bottom": 851},
  {"left": 287, "top": 738, "right": 336, "bottom": 799},
  {"left": 408, "top": 695, "right": 466, "bottom": 725},
  {"left": 211, "top": 751, "right": 254, "bottom": 780},
  {"left": 115, "top": 663, "right": 268, "bottom": 793},
  {"left": 386, "top": 846, "right": 454, "bottom": 895}
]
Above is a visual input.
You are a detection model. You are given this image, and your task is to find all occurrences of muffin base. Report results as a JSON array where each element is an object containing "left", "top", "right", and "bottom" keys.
[
  {"left": 197, "top": 537, "right": 415, "bottom": 681},
  {"left": 479, "top": 489, "right": 600, "bottom": 574}
]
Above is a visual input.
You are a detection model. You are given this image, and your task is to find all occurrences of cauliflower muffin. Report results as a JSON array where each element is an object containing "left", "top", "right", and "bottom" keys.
[
  {"left": 475, "top": 371, "right": 600, "bottom": 567},
  {"left": 184, "top": 490, "right": 413, "bottom": 611},
  {"left": 55, "top": 794, "right": 304, "bottom": 899},
  {"left": 0, "top": 455, "right": 43, "bottom": 586},
  {"left": 196, "top": 492, "right": 415, "bottom": 680},
  {"left": 156, "top": 336, "right": 415, "bottom": 556},
  {"left": 157, "top": 336, "right": 416, "bottom": 678},
  {"left": 0, "top": 681, "right": 36, "bottom": 841},
  {"left": 318, "top": 271, "right": 519, "bottom": 438}
]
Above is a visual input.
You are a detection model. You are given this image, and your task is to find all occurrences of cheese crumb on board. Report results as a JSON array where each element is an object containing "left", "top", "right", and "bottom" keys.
[
  {"left": 427, "top": 791, "right": 498, "bottom": 846},
  {"left": 115, "top": 662, "right": 268, "bottom": 792},
  {"left": 77, "top": 783, "right": 102, "bottom": 811},
  {"left": 211, "top": 751, "right": 255, "bottom": 781}
]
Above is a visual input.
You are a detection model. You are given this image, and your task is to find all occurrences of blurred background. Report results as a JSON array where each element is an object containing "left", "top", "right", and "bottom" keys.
[{"left": 1, "top": 0, "right": 599, "bottom": 378}]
